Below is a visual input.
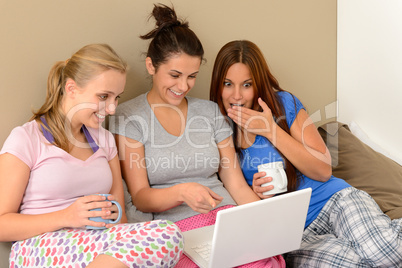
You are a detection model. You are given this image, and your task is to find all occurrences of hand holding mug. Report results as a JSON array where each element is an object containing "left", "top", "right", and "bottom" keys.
[
  {"left": 252, "top": 172, "right": 275, "bottom": 199},
  {"left": 86, "top": 194, "right": 122, "bottom": 229},
  {"left": 257, "top": 161, "right": 288, "bottom": 196}
]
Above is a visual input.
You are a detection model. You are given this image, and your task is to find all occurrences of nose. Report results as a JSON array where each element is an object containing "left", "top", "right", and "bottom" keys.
[
  {"left": 232, "top": 87, "right": 242, "bottom": 100},
  {"left": 177, "top": 77, "right": 189, "bottom": 92},
  {"left": 106, "top": 102, "right": 117, "bottom": 115}
]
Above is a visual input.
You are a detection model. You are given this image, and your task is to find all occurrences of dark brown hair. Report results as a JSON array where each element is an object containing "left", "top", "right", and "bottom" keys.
[
  {"left": 140, "top": 4, "right": 204, "bottom": 70},
  {"left": 210, "top": 40, "right": 300, "bottom": 192}
]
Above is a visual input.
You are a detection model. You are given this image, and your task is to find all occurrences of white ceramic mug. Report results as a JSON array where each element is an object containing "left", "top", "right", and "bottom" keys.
[{"left": 257, "top": 161, "right": 288, "bottom": 195}]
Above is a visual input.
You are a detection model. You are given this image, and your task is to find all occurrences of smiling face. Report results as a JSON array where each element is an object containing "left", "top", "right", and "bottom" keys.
[
  {"left": 146, "top": 53, "right": 201, "bottom": 107},
  {"left": 221, "top": 63, "right": 256, "bottom": 113},
  {"left": 64, "top": 69, "right": 126, "bottom": 130}
]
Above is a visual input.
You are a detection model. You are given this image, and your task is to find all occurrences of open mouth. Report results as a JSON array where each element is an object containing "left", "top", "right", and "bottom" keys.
[
  {"left": 230, "top": 103, "right": 244, "bottom": 108},
  {"left": 169, "top": 89, "right": 184, "bottom": 96}
]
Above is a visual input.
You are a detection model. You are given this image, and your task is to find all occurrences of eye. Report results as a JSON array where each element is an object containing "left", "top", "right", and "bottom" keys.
[
  {"left": 188, "top": 74, "right": 197, "bottom": 79},
  {"left": 98, "top": 95, "right": 108, "bottom": 101},
  {"left": 115, "top": 95, "right": 121, "bottom": 101},
  {"left": 223, "top": 81, "right": 232, "bottom": 87},
  {"left": 244, "top": 83, "right": 252, "bottom": 88}
]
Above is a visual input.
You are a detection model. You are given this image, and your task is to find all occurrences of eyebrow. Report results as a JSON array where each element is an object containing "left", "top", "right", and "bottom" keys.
[
  {"left": 171, "top": 70, "right": 199, "bottom": 76},
  {"left": 224, "top": 78, "right": 252, "bottom": 83},
  {"left": 100, "top": 90, "right": 124, "bottom": 95}
]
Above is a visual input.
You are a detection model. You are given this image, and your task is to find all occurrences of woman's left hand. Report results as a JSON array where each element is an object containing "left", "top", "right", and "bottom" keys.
[
  {"left": 101, "top": 195, "right": 121, "bottom": 228},
  {"left": 227, "top": 98, "right": 276, "bottom": 140}
]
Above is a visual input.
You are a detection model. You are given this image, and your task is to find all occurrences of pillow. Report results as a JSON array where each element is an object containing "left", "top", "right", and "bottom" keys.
[
  {"left": 318, "top": 121, "right": 402, "bottom": 219},
  {"left": 349, "top": 121, "right": 402, "bottom": 166}
]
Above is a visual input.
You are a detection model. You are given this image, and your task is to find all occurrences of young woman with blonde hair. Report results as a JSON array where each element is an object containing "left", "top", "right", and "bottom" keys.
[{"left": 0, "top": 43, "right": 183, "bottom": 267}]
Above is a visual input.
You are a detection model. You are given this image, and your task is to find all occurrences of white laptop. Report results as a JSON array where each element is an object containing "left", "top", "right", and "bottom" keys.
[{"left": 183, "top": 188, "right": 311, "bottom": 268}]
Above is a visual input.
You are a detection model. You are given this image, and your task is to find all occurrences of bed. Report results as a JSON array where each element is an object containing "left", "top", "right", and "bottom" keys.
[
  {"left": 1, "top": 121, "right": 401, "bottom": 267},
  {"left": 318, "top": 121, "right": 402, "bottom": 219}
]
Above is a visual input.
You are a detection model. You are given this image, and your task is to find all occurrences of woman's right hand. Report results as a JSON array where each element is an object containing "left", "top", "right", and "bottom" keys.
[
  {"left": 252, "top": 171, "right": 275, "bottom": 199},
  {"left": 179, "top": 183, "right": 223, "bottom": 214},
  {"left": 62, "top": 195, "right": 114, "bottom": 229}
]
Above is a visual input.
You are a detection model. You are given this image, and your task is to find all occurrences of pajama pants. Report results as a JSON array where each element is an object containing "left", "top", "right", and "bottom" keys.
[
  {"left": 286, "top": 187, "right": 402, "bottom": 267},
  {"left": 9, "top": 220, "right": 183, "bottom": 268}
]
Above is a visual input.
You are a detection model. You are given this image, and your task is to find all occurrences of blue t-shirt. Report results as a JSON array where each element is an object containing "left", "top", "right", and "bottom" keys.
[{"left": 239, "top": 91, "right": 350, "bottom": 228}]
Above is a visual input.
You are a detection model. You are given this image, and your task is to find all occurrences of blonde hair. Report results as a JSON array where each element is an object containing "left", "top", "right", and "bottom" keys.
[{"left": 31, "top": 44, "right": 127, "bottom": 151}]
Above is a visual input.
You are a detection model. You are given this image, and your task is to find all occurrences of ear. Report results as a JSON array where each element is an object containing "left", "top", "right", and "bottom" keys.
[
  {"left": 145, "top": 57, "right": 156, "bottom": 75},
  {"left": 64, "top": 78, "right": 77, "bottom": 97}
]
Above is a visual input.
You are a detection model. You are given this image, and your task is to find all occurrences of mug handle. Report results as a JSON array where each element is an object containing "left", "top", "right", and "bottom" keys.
[
  {"left": 109, "top": 200, "right": 122, "bottom": 224},
  {"left": 278, "top": 169, "right": 288, "bottom": 188}
]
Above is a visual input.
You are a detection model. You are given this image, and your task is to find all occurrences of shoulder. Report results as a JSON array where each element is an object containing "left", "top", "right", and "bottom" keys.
[
  {"left": 115, "top": 93, "right": 148, "bottom": 117},
  {"left": 187, "top": 96, "right": 214, "bottom": 105},
  {"left": 277, "top": 91, "right": 299, "bottom": 104},
  {"left": 7, "top": 121, "right": 41, "bottom": 142},
  {"left": 187, "top": 97, "right": 232, "bottom": 139},
  {"left": 1, "top": 120, "right": 41, "bottom": 168},
  {"left": 276, "top": 91, "right": 305, "bottom": 127},
  {"left": 276, "top": 91, "right": 304, "bottom": 111},
  {"left": 187, "top": 97, "right": 220, "bottom": 115}
]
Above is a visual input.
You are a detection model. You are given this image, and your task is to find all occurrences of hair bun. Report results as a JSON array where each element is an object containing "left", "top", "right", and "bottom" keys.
[
  {"left": 141, "top": 4, "right": 189, "bottom": 40},
  {"left": 153, "top": 4, "right": 180, "bottom": 28},
  {"left": 140, "top": 3, "right": 204, "bottom": 69}
]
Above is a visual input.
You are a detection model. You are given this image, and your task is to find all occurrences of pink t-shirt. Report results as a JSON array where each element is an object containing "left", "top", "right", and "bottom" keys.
[{"left": 0, "top": 120, "right": 117, "bottom": 215}]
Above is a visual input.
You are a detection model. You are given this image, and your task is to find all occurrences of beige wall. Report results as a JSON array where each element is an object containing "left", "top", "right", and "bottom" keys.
[
  {"left": 0, "top": 0, "right": 337, "bottom": 146},
  {"left": 338, "top": 0, "right": 402, "bottom": 163}
]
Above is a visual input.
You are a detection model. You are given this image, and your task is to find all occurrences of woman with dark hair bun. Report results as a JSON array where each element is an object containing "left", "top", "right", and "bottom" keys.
[{"left": 111, "top": 4, "right": 285, "bottom": 268}]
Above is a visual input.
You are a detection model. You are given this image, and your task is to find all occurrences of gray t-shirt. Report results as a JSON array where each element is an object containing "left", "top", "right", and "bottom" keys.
[{"left": 110, "top": 93, "right": 236, "bottom": 222}]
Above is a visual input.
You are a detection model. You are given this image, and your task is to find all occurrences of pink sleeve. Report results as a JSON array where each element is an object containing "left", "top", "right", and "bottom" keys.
[{"left": 0, "top": 126, "right": 36, "bottom": 168}]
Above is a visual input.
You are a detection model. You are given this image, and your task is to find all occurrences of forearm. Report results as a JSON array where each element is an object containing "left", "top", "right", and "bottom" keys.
[
  {"left": 0, "top": 211, "right": 66, "bottom": 242},
  {"left": 132, "top": 185, "right": 184, "bottom": 213},
  {"left": 266, "top": 125, "right": 332, "bottom": 181},
  {"left": 218, "top": 137, "right": 261, "bottom": 204},
  {"left": 228, "top": 184, "right": 260, "bottom": 205}
]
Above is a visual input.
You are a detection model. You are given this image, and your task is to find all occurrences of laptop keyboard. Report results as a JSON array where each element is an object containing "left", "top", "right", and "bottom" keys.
[{"left": 191, "top": 242, "right": 212, "bottom": 261}]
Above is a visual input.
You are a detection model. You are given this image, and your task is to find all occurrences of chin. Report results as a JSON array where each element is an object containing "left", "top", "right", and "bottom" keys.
[
  {"left": 87, "top": 122, "right": 102, "bottom": 129},
  {"left": 87, "top": 115, "right": 104, "bottom": 128}
]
